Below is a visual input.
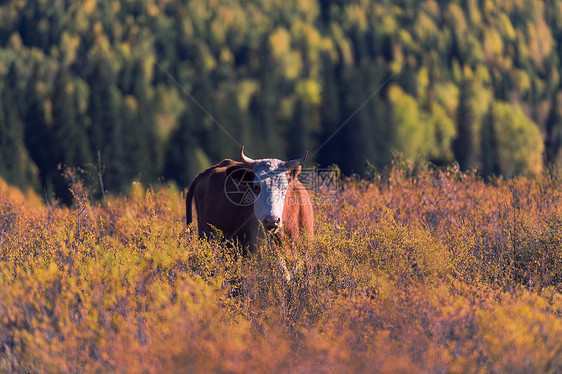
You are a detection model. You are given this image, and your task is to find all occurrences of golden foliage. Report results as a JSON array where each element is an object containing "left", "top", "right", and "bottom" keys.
[
  {"left": 493, "top": 102, "right": 544, "bottom": 177},
  {"left": 2, "top": 166, "right": 562, "bottom": 371}
]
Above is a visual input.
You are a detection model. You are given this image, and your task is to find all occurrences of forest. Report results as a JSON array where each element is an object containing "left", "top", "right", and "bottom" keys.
[
  {"left": 0, "top": 0, "right": 561, "bottom": 202},
  {"left": 4, "top": 1, "right": 562, "bottom": 371}
]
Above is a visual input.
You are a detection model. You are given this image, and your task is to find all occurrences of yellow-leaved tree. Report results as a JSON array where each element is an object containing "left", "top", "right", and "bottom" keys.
[{"left": 492, "top": 101, "right": 543, "bottom": 177}]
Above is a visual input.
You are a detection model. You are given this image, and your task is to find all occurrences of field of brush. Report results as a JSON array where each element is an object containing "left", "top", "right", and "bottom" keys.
[{"left": 1, "top": 163, "right": 562, "bottom": 373}]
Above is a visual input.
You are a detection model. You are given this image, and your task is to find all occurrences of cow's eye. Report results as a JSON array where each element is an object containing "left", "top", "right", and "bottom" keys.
[{"left": 252, "top": 184, "right": 261, "bottom": 194}]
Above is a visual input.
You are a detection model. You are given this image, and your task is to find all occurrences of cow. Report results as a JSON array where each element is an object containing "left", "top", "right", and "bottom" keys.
[{"left": 185, "top": 147, "right": 314, "bottom": 266}]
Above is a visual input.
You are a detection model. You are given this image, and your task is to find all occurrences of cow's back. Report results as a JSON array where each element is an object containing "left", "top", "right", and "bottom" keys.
[{"left": 188, "top": 159, "right": 258, "bottom": 249}]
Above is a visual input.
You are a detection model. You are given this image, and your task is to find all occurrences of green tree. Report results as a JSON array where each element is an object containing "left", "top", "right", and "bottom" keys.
[
  {"left": 52, "top": 68, "right": 92, "bottom": 168},
  {"left": 121, "top": 61, "right": 159, "bottom": 183},
  {"left": 480, "top": 104, "right": 500, "bottom": 178},
  {"left": 50, "top": 68, "right": 93, "bottom": 204},
  {"left": 317, "top": 53, "right": 342, "bottom": 166},
  {"left": 339, "top": 65, "right": 379, "bottom": 173},
  {"left": 484, "top": 101, "right": 544, "bottom": 177},
  {"left": 545, "top": 91, "right": 562, "bottom": 165},
  {"left": 19, "top": 64, "right": 53, "bottom": 193},
  {"left": 0, "top": 79, "right": 38, "bottom": 189},
  {"left": 165, "top": 109, "right": 211, "bottom": 187},
  {"left": 87, "top": 57, "right": 127, "bottom": 193},
  {"left": 388, "top": 84, "right": 432, "bottom": 161},
  {"left": 453, "top": 77, "right": 475, "bottom": 170}
]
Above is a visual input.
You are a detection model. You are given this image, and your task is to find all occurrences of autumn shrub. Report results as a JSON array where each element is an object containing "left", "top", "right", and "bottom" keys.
[{"left": 1, "top": 165, "right": 562, "bottom": 372}]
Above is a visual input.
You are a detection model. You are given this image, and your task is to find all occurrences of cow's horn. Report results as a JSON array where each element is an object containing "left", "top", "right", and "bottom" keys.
[
  {"left": 284, "top": 151, "right": 308, "bottom": 169},
  {"left": 240, "top": 146, "right": 255, "bottom": 164}
]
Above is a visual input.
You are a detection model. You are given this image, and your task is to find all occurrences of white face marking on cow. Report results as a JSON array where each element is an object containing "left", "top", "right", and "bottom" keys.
[{"left": 250, "top": 158, "right": 289, "bottom": 230}]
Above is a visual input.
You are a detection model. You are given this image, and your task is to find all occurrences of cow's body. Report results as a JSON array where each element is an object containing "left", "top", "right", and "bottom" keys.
[
  {"left": 186, "top": 159, "right": 259, "bottom": 248},
  {"left": 185, "top": 149, "right": 313, "bottom": 254},
  {"left": 280, "top": 173, "right": 314, "bottom": 247}
]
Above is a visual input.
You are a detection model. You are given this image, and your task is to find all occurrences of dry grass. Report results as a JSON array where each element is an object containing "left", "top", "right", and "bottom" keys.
[{"left": 1, "top": 163, "right": 562, "bottom": 373}]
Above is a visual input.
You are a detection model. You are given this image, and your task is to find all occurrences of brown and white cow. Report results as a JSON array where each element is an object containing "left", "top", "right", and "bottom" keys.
[{"left": 185, "top": 147, "right": 314, "bottom": 256}]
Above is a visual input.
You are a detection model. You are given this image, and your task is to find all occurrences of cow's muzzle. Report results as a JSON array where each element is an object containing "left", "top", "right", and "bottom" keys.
[{"left": 262, "top": 215, "right": 282, "bottom": 233}]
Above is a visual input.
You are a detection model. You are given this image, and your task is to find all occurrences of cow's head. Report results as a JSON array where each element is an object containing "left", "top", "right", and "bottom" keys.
[{"left": 234, "top": 146, "right": 306, "bottom": 233}]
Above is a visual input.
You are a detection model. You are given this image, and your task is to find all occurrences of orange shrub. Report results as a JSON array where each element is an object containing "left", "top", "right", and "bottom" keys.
[{"left": 1, "top": 167, "right": 562, "bottom": 372}]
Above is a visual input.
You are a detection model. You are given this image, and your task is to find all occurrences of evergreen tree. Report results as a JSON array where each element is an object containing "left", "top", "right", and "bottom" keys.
[
  {"left": 20, "top": 64, "right": 55, "bottom": 193},
  {"left": 0, "top": 84, "right": 37, "bottom": 189},
  {"left": 123, "top": 61, "right": 158, "bottom": 183},
  {"left": 52, "top": 68, "right": 92, "bottom": 168},
  {"left": 318, "top": 53, "right": 343, "bottom": 167},
  {"left": 480, "top": 104, "right": 500, "bottom": 178},
  {"left": 251, "top": 44, "right": 283, "bottom": 158},
  {"left": 332, "top": 65, "right": 359, "bottom": 173},
  {"left": 87, "top": 57, "right": 127, "bottom": 193},
  {"left": 366, "top": 63, "right": 393, "bottom": 169},
  {"left": 19, "top": 2, "right": 48, "bottom": 50},
  {"left": 165, "top": 108, "right": 211, "bottom": 187},
  {"left": 453, "top": 78, "right": 475, "bottom": 170},
  {"left": 545, "top": 91, "right": 562, "bottom": 165},
  {"left": 51, "top": 68, "right": 92, "bottom": 204},
  {"left": 289, "top": 100, "right": 312, "bottom": 160},
  {"left": 23, "top": 65, "right": 50, "bottom": 161},
  {"left": 342, "top": 67, "right": 374, "bottom": 174}
]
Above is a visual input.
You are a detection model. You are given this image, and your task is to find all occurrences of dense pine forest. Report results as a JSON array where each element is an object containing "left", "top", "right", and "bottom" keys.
[{"left": 0, "top": 0, "right": 561, "bottom": 201}]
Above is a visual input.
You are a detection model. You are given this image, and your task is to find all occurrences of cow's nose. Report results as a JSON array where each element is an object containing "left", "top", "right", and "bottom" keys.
[{"left": 262, "top": 215, "right": 282, "bottom": 229}]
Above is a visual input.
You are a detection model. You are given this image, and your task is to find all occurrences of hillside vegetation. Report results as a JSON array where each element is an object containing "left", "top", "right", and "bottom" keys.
[
  {"left": 1, "top": 0, "right": 562, "bottom": 201},
  {"left": 2, "top": 164, "right": 562, "bottom": 372}
]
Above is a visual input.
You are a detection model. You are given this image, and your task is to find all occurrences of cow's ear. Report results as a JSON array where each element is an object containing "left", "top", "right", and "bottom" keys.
[
  {"left": 226, "top": 165, "right": 255, "bottom": 184},
  {"left": 288, "top": 165, "right": 302, "bottom": 180}
]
